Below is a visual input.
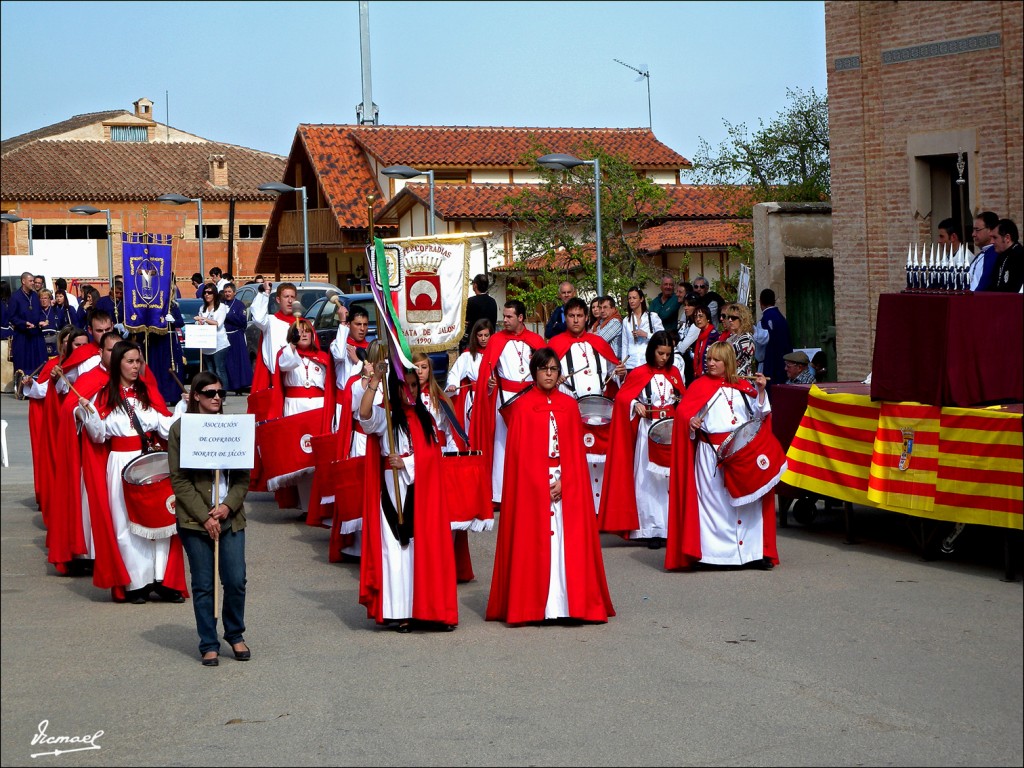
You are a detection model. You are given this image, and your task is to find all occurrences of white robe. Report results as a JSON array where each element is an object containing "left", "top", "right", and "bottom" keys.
[
  {"left": 628, "top": 372, "right": 676, "bottom": 540},
  {"left": 489, "top": 339, "right": 534, "bottom": 503}
]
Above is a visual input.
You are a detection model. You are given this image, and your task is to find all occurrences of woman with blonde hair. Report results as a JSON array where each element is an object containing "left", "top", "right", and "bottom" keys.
[{"left": 718, "top": 303, "right": 757, "bottom": 377}]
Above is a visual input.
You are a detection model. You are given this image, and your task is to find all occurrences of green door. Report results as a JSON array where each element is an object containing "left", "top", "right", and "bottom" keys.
[{"left": 785, "top": 258, "right": 835, "bottom": 381}]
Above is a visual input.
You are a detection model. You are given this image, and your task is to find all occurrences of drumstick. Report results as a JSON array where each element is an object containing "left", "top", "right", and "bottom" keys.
[
  {"left": 739, "top": 374, "right": 771, "bottom": 381},
  {"left": 602, "top": 355, "right": 627, "bottom": 389},
  {"left": 213, "top": 468, "right": 220, "bottom": 620},
  {"left": 59, "top": 370, "right": 96, "bottom": 414}
]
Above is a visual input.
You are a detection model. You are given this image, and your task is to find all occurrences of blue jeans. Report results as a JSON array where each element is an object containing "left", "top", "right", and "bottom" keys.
[
  {"left": 202, "top": 348, "right": 230, "bottom": 387},
  {"left": 178, "top": 525, "right": 247, "bottom": 655}
]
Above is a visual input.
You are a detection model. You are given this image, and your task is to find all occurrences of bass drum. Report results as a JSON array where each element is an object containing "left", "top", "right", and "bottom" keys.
[
  {"left": 577, "top": 395, "right": 613, "bottom": 460},
  {"left": 121, "top": 451, "right": 177, "bottom": 539},
  {"left": 716, "top": 417, "right": 788, "bottom": 506}
]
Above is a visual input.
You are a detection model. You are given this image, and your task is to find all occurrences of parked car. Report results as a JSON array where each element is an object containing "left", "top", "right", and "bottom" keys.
[
  {"left": 233, "top": 280, "right": 345, "bottom": 363},
  {"left": 174, "top": 298, "right": 204, "bottom": 382},
  {"left": 303, "top": 293, "right": 450, "bottom": 383}
]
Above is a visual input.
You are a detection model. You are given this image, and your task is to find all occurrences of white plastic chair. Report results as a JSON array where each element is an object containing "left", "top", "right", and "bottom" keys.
[{"left": 0, "top": 418, "right": 8, "bottom": 468}]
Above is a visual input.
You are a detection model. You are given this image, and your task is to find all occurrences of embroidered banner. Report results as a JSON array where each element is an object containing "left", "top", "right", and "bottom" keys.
[{"left": 122, "top": 232, "right": 173, "bottom": 333}]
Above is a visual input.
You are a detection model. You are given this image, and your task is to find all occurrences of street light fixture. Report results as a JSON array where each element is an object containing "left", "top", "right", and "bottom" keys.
[
  {"left": 258, "top": 182, "right": 309, "bottom": 282},
  {"left": 381, "top": 165, "right": 436, "bottom": 236},
  {"left": 69, "top": 205, "right": 114, "bottom": 288},
  {"left": 157, "top": 194, "right": 205, "bottom": 279},
  {"left": 1, "top": 213, "right": 34, "bottom": 256},
  {"left": 536, "top": 153, "right": 604, "bottom": 296}
]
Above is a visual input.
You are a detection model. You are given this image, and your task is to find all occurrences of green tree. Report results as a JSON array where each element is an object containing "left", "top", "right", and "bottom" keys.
[
  {"left": 687, "top": 87, "right": 830, "bottom": 207},
  {"left": 496, "top": 140, "right": 671, "bottom": 316}
]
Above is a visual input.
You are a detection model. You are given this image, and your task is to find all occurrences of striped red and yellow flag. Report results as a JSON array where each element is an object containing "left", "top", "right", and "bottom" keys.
[
  {"left": 867, "top": 402, "right": 941, "bottom": 513},
  {"left": 783, "top": 385, "right": 881, "bottom": 507}
]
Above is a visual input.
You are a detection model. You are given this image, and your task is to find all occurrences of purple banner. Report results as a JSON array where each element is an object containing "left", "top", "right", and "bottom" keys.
[{"left": 123, "top": 233, "right": 173, "bottom": 332}]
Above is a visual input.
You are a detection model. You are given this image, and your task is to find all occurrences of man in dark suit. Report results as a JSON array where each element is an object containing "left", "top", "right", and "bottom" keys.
[{"left": 461, "top": 273, "right": 498, "bottom": 351}]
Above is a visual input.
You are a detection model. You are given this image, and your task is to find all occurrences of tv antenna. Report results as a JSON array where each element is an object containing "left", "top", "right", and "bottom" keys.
[{"left": 614, "top": 59, "right": 651, "bottom": 129}]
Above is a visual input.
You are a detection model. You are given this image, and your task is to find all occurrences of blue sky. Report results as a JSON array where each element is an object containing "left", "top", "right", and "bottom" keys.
[{"left": 0, "top": 0, "right": 826, "bottom": 167}]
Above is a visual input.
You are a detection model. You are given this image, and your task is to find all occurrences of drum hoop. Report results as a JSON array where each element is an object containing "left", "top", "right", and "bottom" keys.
[
  {"left": 121, "top": 450, "right": 171, "bottom": 484},
  {"left": 649, "top": 417, "right": 674, "bottom": 444},
  {"left": 718, "top": 418, "right": 764, "bottom": 461}
]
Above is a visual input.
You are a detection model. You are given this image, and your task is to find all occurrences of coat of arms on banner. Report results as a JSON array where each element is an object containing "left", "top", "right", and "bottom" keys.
[
  {"left": 898, "top": 427, "right": 914, "bottom": 471},
  {"left": 404, "top": 251, "right": 443, "bottom": 323}
]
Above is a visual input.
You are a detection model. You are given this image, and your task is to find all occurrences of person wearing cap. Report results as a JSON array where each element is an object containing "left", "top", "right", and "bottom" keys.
[{"left": 783, "top": 351, "right": 816, "bottom": 385}]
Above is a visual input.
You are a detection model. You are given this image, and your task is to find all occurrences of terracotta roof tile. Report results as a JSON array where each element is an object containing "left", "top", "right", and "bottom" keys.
[
  {"left": 1, "top": 110, "right": 130, "bottom": 155},
  {"left": 298, "top": 125, "right": 384, "bottom": 228},
  {"left": 637, "top": 219, "right": 753, "bottom": 251},
  {"left": 343, "top": 124, "right": 690, "bottom": 168},
  {"left": 1, "top": 140, "right": 286, "bottom": 202}
]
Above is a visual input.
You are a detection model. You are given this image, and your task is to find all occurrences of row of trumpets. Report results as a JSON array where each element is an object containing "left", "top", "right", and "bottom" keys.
[{"left": 904, "top": 242, "right": 972, "bottom": 292}]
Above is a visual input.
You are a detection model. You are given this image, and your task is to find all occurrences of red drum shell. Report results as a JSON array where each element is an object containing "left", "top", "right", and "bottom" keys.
[
  {"left": 332, "top": 454, "right": 367, "bottom": 523},
  {"left": 121, "top": 451, "right": 176, "bottom": 536},
  {"left": 647, "top": 417, "right": 674, "bottom": 468},
  {"left": 578, "top": 395, "right": 613, "bottom": 458},
  {"left": 255, "top": 409, "right": 323, "bottom": 484},
  {"left": 441, "top": 451, "right": 489, "bottom": 524},
  {"left": 718, "top": 418, "right": 788, "bottom": 504}
]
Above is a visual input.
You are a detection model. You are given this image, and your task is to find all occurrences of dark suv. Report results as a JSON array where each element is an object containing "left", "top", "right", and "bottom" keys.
[{"left": 233, "top": 281, "right": 344, "bottom": 363}]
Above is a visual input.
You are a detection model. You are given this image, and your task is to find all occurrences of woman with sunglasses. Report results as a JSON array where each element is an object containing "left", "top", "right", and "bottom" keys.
[
  {"left": 690, "top": 305, "right": 719, "bottom": 379},
  {"left": 168, "top": 371, "right": 251, "bottom": 667},
  {"left": 357, "top": 356, "right": 458, "bottom": 633},
  {"left": 486, "top": 347, "right": 614, "bottom": 626},
  {"left": 667, "top": 341, "right": 779, "bottom": 572},
  {"left": 718, "top": 303, "right": 757, "bottom": 377},
  {"left": 619, "top": 287, "right": 663, "bottom": 372},
  {"left": 599, "top": 330, "right": 685, "bottom": 550},
  {"left": 195, "top": 283, "right": 230, "bottom": 387},
  {"left": 78, "top": 340, "right": 188, "bottom": 604}
]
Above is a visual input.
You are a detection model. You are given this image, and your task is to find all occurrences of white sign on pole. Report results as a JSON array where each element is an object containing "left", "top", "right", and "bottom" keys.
[
  {"left": 184, "top": 323, "right": 217, "bottom": 349},
  {"left": 178, "top": 413, "right": 255, "bottom": 469},
  {"left": 737, "top": 264, "right": 751, "bottom": 306}
]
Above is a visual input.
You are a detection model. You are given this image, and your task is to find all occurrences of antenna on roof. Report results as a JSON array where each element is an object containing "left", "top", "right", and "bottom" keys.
[
  {"left": 614, "top": 59, "right": 651, "bottom": 130},
  {"left": 165, "top": 90, "right": 170, "bottom": 141},
  {"left": 357, "top": 1, "right": 379, "bottom": 125}
]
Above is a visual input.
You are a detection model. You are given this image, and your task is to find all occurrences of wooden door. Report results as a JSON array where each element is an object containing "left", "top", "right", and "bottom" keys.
[{"left": 785, "top": 257, "right": 835, "bottom": 381}]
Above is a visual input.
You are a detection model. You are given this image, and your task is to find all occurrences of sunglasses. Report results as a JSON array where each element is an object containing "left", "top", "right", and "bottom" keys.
[
  {"left": 723, "top": 314, "right": 740, "bottom": 321},
  {"left": 198, "top": 389, "right": 227, "bottom": 399},
  {"left": 203, "top": 290, "right": 215, "bottom": 294}
]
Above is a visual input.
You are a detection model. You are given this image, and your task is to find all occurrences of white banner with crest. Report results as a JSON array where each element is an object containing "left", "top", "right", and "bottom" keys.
[{"left": 372, "top": 233, "right": 491, "bottom": 353}]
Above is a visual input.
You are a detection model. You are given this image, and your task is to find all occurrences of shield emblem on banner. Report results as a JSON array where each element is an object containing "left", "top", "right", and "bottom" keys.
[{"left": 406, "top": 272, "right": 442, "bottom": 323}]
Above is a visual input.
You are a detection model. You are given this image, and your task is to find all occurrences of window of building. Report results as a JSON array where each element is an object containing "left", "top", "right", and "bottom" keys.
[
  {"left": 194, "top": 224, "right": 222, "bottom": 240},
  {"left": 31, "top": 224, "right": 108, "bottom": 239},
  {"left": 239, "top": 224, "right": 265, "bottom": 239},
  {"left": 110, "top": 125, "right": 149, "bottom": 142}
]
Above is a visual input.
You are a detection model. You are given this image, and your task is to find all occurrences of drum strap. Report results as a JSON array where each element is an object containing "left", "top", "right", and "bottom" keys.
[
  {"left": 126, "top": 405, "right": 156, "bottom": 454},
  {"left": 565, "top": 347, "right": 576, "bottom": 393},
  {"left": 379, "top": 458, "right": 415, "bottom": 545}
]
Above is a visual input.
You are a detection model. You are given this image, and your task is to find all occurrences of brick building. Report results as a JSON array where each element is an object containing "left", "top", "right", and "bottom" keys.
[
  {"left": 826, "top": 1, "right": 1023, "bottom": 379},
  {"left": 1, "top": 98, "right": 285, "bottom": 292}
]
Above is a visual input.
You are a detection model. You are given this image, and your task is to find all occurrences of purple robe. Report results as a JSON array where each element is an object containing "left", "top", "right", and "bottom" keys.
[
  {"left": 223, "top": 298, "right": 253, "bottom": 391},
  {"left": 9, "top": 288, "right": 46, "bottom": 374}
]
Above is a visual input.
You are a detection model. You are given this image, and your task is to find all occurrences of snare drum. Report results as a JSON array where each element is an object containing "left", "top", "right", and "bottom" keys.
[
  {"left": 121, "top": 451, "right": 177, "bottom": 539},
  {"left": 577, "top": 395, "right": 613, "bottom": 461},
  {"left": 442, "top": 450, "right": 490, "bottom": 525},
  {"left": 255, "top": 409, "right": 323, "bottom": 490},
  {"left": 646, "top": 417, "right": 674, "bottom": 476},
  {"left": 716, "top": 417, "right": 788, "bottom": 506}
]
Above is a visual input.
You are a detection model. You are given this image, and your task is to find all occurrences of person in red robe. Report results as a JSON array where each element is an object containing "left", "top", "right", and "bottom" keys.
[
  {"left": 486, "top": 347, "right": 615, "bottom": 626},
  {"left": 666, "top": 341, "right": 780, "bottom": 571},
  {"left": 469, "top": 299, "right": 545, "bottom": 505},
  {"left": 357, "top": 356, "right": 458, "bottom": 633}
]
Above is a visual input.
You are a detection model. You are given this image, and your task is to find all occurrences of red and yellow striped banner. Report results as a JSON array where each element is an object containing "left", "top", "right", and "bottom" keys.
[{"left": 783, "top": 385, "right": 1022, "bottom": 530}]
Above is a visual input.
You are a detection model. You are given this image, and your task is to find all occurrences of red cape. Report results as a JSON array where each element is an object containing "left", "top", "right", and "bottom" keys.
[
  {"left": 485, "top": 387, "right": 614, "bottom": 624},
  {"left": 268, "top": 344, "right": 335, "bottom": 430},
  {"left": 359, "top": 405, "right": 459, "bottom": 626},
  {"left": 306, "top": 371, "right": 358, "bottom": 528},
  {"left": 468, "top": 328, "right": 545, "bottom": 498},
  {"left": 665, "top": 375, "right": 779, "bottom": 570},
  {"left": 249, "top": 311, "right": 297, "bottom": 395},
  {"left": 597, "top": 364, "right": 684, "bottom": 536},
  {"left": 30, "top": 357, "right": 63, "bottom": 514}
]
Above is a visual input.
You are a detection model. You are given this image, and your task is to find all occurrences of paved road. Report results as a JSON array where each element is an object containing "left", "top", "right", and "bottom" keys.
[{"left": 1, "top": 393, "right": 1021, "bottom": 767}]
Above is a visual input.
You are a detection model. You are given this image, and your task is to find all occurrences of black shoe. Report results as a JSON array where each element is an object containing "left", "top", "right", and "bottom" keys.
[
  {"left": 231, "top": 643, "right": 251, "bottom": 660},
  {"left": 153, "top": 584, "right": 186, "bottom": 603},
  {"left": 395, "top": 621, "right": 412, "bottom": 633},
  {"left": 125, "top": 588, "right": 148, "bottom": 604},
  {"left": 748, "top": 557, "right": 775, "bottom": 571},
  {"left": 201, "top": 653, "right": 219, "bottom": 667},
  {"left": 646, "top": 537, "right": 665, "bottom": 550}
]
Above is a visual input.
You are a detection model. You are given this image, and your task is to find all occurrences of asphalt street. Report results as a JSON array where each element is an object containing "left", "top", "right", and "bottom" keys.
[{"left": 1, "top": 392, "right": 1021, "bottom": 767}]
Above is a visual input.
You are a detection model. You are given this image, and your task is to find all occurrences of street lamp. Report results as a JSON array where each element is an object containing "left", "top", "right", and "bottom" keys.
[
  {"left": 69, "top": 205, "right": 113, "bottom": 288},
  {"left": 1, "top": 213, "right": 34, "bottom": 256},
  {"left": 537, "top": 153, "right": 604, "bottom": 296},
  {"left": 157, "top": 194, "right": 205, "bottom": 279},
  {"left": 381, "top": 165, "right": 436, "bottom": 236},
  {"left": 258, "top": 182, "right": 309, "bottom": 282}
]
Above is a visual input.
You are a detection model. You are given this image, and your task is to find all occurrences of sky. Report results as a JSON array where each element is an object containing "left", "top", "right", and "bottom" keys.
[{"left": 0, "top": 0, "right": 827, "bottom": 168}]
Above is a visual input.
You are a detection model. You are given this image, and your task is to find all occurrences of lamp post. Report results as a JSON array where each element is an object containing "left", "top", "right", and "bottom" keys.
[
  {"left": 381, "top": 165, "right": 436, "bottom": 236},
  {"left": 157, "top": 194, "right": 205, "bottom": 279},
  {"left": 258, "top": 183, "right": 309, "bottom": 282},
  {"left": 1, "top": 213, "right": 34, "bottom": 256},
  {"left": 69, "top": 205, "right": 114, "bottom": 288},
  {"left": 537, "top": 153, "right": 603, "bottom": 296}
]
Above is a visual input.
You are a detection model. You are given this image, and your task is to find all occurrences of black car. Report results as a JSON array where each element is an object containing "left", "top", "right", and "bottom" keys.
[
  {"left": 303, "top": 293, "right": 450, "bottom": 383},
  {"left": 175, "top": 298, "right": 204, "bottom": 382}
]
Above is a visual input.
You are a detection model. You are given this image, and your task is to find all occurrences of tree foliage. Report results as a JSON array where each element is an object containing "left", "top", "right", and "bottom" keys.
[
  {"left": 687, "top": 87, "right": 830, "bottom": 208},
  {"left": 496, "top": 140, "right": 671, "bottom": 316}
]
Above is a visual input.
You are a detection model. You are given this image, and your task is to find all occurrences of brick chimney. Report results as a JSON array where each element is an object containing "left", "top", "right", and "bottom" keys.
[
  {"left": 208, "top": 154, "right": 228, "bottom": 187},
  {"left": 133, "top": 97, "right": 154, "bottom": 120}
]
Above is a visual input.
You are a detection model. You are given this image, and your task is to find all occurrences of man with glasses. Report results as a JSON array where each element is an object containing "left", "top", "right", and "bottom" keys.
[
  {"left": 692, "top": 276, "right": 724, "bottom": 327},
  {"left": 968, "top": 211, "right": 1000, "bottom": 291},
  {"left": 783, "top": 350, "right": 816, "bottom": 385}
]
